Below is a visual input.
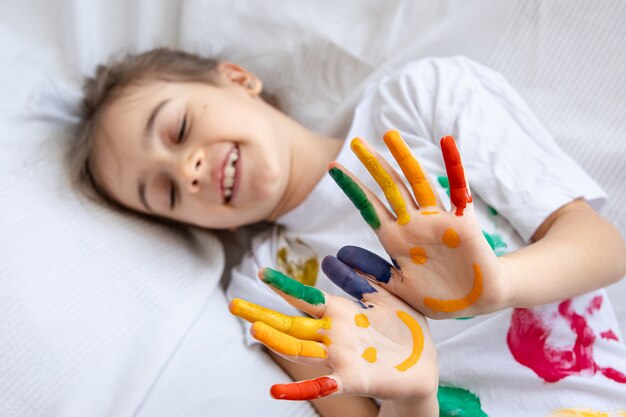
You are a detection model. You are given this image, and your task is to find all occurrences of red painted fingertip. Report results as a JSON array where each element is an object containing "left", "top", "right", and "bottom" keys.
[
  {"left": 270, "top": 376, "right": 338, "bottom": 400},
  {"left": 440, "top": 136, "right": 471, "bottom": 216}
]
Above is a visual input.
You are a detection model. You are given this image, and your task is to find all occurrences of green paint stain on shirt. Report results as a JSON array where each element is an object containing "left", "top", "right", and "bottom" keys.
[
  {"left": 482, "top": 231, "right": 508, "bottom": 257},
  {"left": 438, "top": 385, "right": 488, "bottom": 417},
  {"left": 487, "top": 206, "right": 498, "bottom": 216},
  {"left": 329, "top": 167, "right": 381, "bottom": 230},
  {"left": 437, "top": 175, "right": 451, "bottom": 197},
  {"left": 262, "top": 268, "right": 326, "bottom": 305}
]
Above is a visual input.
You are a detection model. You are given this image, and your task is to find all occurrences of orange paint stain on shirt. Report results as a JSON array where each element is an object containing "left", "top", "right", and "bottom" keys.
[{"left": 421, "top": 211, "right": 440, "bottom": 215}]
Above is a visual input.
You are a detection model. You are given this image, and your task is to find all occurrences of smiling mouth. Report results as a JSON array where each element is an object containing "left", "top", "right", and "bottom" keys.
[{"left": 222, "top": 145, "right": 240, "bottom": 204}]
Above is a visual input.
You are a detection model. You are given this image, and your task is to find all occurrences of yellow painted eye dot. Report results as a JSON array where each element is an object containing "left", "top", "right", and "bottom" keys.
[
  {"left": 442, "top": 228, "right": 460, "bottom": 248},
  {"left": 355, "top": 314, "right": 370, "bottom": 328},
  {"left": 409, "top": 247, "right": 427, "bottom": 264},
  {"left": 362, "top": 347, "right": 377, "bottom": 363}
]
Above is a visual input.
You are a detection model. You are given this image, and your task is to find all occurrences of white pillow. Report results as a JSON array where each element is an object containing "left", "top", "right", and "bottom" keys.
[{"left": 0, "top": 7, "right": 224, "bottom": 416}]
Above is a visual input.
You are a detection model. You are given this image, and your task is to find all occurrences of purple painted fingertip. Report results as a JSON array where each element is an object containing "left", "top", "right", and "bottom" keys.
[
  {"left": 337, "top": 246, "right": 393, "bottom": 284},
  {"left": 321, "top": 256, "right": 377, "bottom": 300}
]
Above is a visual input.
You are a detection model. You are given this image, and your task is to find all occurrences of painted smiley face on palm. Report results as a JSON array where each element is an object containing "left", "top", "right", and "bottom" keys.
[
  {"left": 353, "top": 310, "right": 424, "bottom": 371},
  {"left": 327, "top": 131, "right": 503, "bottom": 319},
  {"left": 228, "top": 267, "right": 435, "bottom": 401}
]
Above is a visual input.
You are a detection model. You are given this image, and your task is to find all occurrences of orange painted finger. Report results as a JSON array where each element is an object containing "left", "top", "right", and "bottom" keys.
[
  {"left": 229, "top": 298, "right": 330, "bottom": 341},
  {"left": 383, "top": 130, "right": 438, "bottom": 208},
  {"left": 251, "top": 321, "right": 327, "bottom": 359},
  {"left": 270, "top": 375, "right": 341, "bottom": 400},
  {"left": 440, "top": 136, "right": 472, "bottom": 216}
]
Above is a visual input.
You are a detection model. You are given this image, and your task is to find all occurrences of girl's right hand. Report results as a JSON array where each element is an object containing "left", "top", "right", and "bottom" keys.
[
  {"left": 228, "top": 265, "right": 438, "bottom": 404},
  {"left": 328, "top": 131, "right": 508, "bottom": 320}
]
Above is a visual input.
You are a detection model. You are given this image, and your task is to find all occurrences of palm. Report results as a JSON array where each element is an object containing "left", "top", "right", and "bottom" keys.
[
  {"left": 321, "top": 290, "right": 436, "bottom": 399},
  {"left": 229, "top": 267, "right": 437, "bottom": 401},
  {"left": 376, "top": 204, "right": 503, "bottom": 318},
  {"left": 329, "top": 132, "right": 506, "bottom": 319}
]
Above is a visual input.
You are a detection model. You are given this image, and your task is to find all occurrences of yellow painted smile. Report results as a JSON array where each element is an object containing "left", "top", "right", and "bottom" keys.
[{"left": 394, "top": 310, "right": 425, "bottom": 371}]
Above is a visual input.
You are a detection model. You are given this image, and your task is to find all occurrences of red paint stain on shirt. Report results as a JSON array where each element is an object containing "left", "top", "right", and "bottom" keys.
[
  {"left": 600, "top": 329, "right": 619, "bottom": 341},
  {"left": 507, "top": 297, "right": 626, "bottom": 384},
  {"left": 586, "top": 295, "right": 603, "bottom": 315}
]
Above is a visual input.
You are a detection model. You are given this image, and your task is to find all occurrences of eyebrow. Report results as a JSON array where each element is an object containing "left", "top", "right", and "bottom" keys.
[{"left": 144, "top": 98, "right": 170, "bottom": 148}]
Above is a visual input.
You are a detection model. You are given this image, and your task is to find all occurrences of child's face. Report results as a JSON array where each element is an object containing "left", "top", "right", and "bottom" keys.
[{"left": 92, "top": 74, "right": 291, "bottom": 229}]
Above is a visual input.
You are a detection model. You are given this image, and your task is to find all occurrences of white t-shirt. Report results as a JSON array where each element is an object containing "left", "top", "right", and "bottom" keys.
[{"left": 227, "top": 57, "right": 626, "bottom": 415}]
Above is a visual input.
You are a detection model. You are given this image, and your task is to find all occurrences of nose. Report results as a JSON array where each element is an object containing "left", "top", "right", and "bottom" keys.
[{"left": 179, "top": 148, "right": 205, "bottom": 194}]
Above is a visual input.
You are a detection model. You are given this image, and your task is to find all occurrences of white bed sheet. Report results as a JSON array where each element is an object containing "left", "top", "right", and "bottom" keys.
[{"left": 1, "top": 0, "right": 625, "bottom": 416}]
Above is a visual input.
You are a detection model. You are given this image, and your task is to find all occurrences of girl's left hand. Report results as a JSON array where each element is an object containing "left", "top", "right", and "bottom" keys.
[
  {"left": 328, "top": 131, "right": 509, "bottom": 319},
  {"left": 229, "top": 266, "right": 438, "bottom": 402}
]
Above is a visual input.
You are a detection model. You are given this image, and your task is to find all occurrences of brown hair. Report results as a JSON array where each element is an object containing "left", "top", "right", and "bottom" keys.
[{"left": 68, "top": 48, "right": 225, "bottom": 228}]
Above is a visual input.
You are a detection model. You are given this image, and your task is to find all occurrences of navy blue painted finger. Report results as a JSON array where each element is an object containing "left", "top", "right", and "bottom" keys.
[
  {"left": 336, "top": 245, "right": 393, "bottom": 284},
  {"left": 321, "top": 256, "right": 377, "bottom": 300}
]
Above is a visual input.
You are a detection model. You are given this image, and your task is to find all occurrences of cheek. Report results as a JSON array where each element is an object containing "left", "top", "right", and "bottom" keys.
[
  {"left": 248, "top": 155, "right": 285, "bottom": 198},
  {"left": 245, "top": 138, "right": 288, "bottom": 187}
]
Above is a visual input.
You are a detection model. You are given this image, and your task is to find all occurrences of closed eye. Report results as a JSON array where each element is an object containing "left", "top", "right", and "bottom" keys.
[
  {"left": 177, "top": 115, "right": 187, "bottom": 144},
  {"left": 169, "top": 181, "right": 177, "bottom": 209}
]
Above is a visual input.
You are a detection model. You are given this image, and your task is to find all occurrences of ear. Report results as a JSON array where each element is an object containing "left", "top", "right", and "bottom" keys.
[{"left": 216, "top": 62, "right": 263, "bottom": 96}]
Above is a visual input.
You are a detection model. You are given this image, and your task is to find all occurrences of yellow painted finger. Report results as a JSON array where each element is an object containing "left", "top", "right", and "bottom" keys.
[
  {"left": 351, "top": 138, "right": 410, "bottom": 225},
  {"left": 252, "top": 321, "right": 327, "bottom": 358},
  {"left": 229, "top": 298, "right": 331, "bottom": 341},
  {"left": 383, "top": 130, "right": 437, "bottom": 208}
]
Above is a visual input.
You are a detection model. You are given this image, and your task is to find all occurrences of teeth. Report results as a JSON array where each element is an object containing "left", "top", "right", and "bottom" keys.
[
  {"left": 222, "top": 147, "right": 239, "bottom": 199},
  {"left": 224, "top": 166, "right": 236, "bottom": 182}
]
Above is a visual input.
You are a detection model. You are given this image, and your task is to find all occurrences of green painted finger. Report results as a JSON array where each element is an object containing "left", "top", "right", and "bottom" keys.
[
  {"left": 328, "top": 167, "right": 381, "bottom": 230},
  {"left": 261, "top": 268, "right": 326, "bottom": 305}
]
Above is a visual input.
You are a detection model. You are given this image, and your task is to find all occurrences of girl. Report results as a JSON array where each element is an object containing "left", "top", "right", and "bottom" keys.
[{"left": 70, "top": 48, "right": 626, "bottom": 416}]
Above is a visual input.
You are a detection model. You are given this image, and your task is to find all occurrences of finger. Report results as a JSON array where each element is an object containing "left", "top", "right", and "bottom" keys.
[
  {"left": 259, "top": 268, "right": 327, "bottom": 318},
  {"left": 328, "top": 162, "right": 394, "bottom": 230},
  {"left": 336, "top": 245, "right": 402, "bottom": 286},
  {"left": 229, "top": 298, "right": 330, "bottom": 342},
  {"left": 270, "top": 375, "right": 342, "bottom": 401},
  {"left": 353, "top": 136, "right": 420, "bottom": 211},
  {"left": 440, "top": 136, "right": 472, "bottom": 216},
  {"left": 350, "top": 137, "right": 412, "bottom": 225},
  {"left": 251, "top": 321, "right": 327, "bottom": 360},
  {"left": 321, "top": 256, "right": 382, "bottom": 306},
  {"left": 383, "top": 130, "right": 442, "bottom": 210}
]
